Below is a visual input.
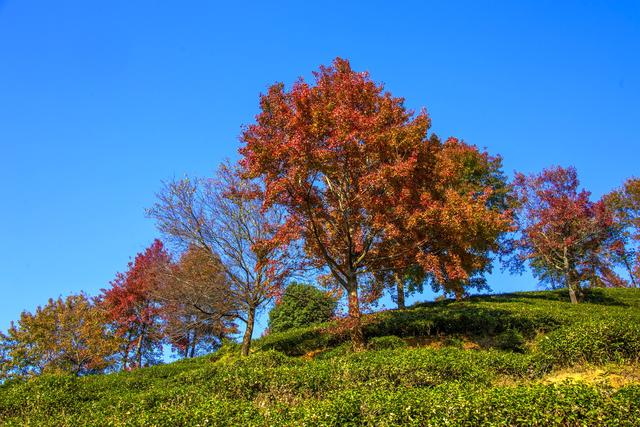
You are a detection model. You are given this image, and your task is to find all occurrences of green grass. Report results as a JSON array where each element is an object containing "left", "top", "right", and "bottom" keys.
[{"left": 1, "top": 287, "right": 639, "bottom": 426}]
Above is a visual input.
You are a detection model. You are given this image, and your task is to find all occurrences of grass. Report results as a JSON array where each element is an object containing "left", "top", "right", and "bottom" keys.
[{"left": 1, "top": 287, "right": 639, "bottom": 426}]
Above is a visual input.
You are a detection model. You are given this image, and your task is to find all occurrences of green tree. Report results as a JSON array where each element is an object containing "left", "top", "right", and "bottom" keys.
[{"left": 268, "top": 283, "right": 337, "bottom": 334}]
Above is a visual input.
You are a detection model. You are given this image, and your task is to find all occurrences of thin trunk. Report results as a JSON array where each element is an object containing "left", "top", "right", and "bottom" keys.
[
  {"left": 568, "top": 284, "right": 578, "bottom": 304},
  {"left": 564, "top": 247, "right": 578, "bottom": 304},
  {"left": 135, "top": 324, "right": 146, "bottom": 368},
  {"left": 121, "top": 330, "right": 132, "bottom": 370},
  {"left": 622, "top": 255, "right": 638, "bottom": 288},
  {"left": 183, "top": 331, "right": 190, "bottom": 358},
  {"left": 347, "top": 276, "right": 365, "bottom": 352},
  {"left": 241, "top": 306, "right": 256, "bottom": 357},
  {"left": 189, "top": 330, "right": 197, "bottom": 358},
  {"left": 394, "top": 272, "right": 406, "bottom": 310}
]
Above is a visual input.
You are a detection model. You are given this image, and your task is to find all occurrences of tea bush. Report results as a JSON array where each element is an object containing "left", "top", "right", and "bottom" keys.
[
  {"left": 496, "top": 329, "right": 527, "bottom": 352},
  {"left": 538, "top": 318, "right": 640, "bottom": 365},
  {"left": 367, "top": 335, "right": 407, "bottom": 351},
  {"left": 1, "top": 288, "right": 639, "bottom": 425}
]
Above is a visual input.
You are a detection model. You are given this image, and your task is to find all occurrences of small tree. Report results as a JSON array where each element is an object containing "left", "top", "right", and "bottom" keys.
[
  {"left": 155, "top": 245, "right": 238, "bottom": 357},
  {"left": 268, "top": 283, "right": 337, "bottom": 333},
  {"left": 148, "top": 163, "right": 296, "bottom": 356},
  {"left": 100, "top": 239, "right": 169, "bottom": 369},
  {"left": 511, "top": 166, "right": 615, "bottom": 303},
  {"left": 0, "top": 294, "right": 119, "bottom": 380}
]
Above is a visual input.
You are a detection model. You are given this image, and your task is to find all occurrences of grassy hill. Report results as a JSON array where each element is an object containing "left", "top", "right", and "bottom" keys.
[{"left": 1, "top": 288, "right": 639, "bottom": 426}]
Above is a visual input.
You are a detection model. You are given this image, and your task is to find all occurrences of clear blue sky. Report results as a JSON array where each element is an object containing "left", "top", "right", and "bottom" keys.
[{"left": 1, "top": 1, "right": 638, "bottom": 339}]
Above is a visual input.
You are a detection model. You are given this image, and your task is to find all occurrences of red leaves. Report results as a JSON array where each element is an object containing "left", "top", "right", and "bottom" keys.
[
  {"left": 102, "top": 240, "right": 169, "bottom": 330},
  {"left": 240, "top": 57, "right": 512, "bottom": 325},
  {"left": 512, "top": 166, "right": 619, "bottom": 291},
  {"left": 100, "top": 239, "right": 169, "bottom": 367}
]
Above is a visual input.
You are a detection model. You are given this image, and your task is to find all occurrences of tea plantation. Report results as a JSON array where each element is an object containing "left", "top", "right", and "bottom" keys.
[{"left": 1, "top": 288, "right": 639, "bottom": 426}]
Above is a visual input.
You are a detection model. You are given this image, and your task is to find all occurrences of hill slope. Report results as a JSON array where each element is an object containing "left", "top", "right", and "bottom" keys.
[{"left": 1, "top": 288, "right": 639, "bottom": 426}]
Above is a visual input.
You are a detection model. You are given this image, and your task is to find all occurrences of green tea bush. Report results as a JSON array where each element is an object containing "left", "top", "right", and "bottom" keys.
[
  {"left": 315, "top": 342, "right": 353, "bottom": 360},
  {"left": 538, "top": 319, "right": 640, "bottom": 365},
  {"left": 254, "top": 287, "right": 640, "bottom": 357},
  {"left": 254, "top": 324, "right": 348, "bottom": 356},
  {"left": 496, "top": 329, "right": 527, "bottom": 352},
  {"left": 1, "top": 288, "right": 639, "bottom": 426},
  {"left": 3, "top": 384, "right": 639, "bottom": 426},
  {"left": 280, "top": 383, "right": 640, "bottom": 426},
  {"left": 367, "top": 335, "right": 407, "bottom": 351}
]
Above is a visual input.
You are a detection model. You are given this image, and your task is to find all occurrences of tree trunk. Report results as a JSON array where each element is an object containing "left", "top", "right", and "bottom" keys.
[
  {"left": 394, "top": 273, "right": 406, "bottom": 310},
  {"left": 135, "top": 325, "right": 146, "bottom": 368},
  {"left": 189, "top": 330, "right": 197, "bottom": 358},
  {"left": 241, "top": 306, "right": 256, "bottom": 357},
  {"left": 347, "top": 277, "right": 366, "bottom": 352},
  {"left": 568, "top": 285, "right": 578, "bottom": 304},
  {"left": 564, "top": 247, "right": 578, "bottom": 304},
  {"left": 121, "top": 331, "right": 131, "bottom": 370},
  {"left": 622, "top": 256, "right": 638, "bottom": 288}
]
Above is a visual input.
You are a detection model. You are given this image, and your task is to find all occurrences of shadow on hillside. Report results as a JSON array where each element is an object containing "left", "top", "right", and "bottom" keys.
[
  {"left": 410, "top": 288, "right": 628, "bottom": 308},
  {"left": 364, "top": 304, "right": 562, "bottom": 339},
  {"left": 493, "top": 289, "right": 629, "bottom": 307}
]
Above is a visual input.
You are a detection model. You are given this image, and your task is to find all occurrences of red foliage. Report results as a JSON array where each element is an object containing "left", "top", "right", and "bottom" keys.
[
  {"left": 240, "top": 58, "right": 512, "bottom": 347},
  {"left": 100, "top": 239, "right": 170, "bottom": 368},
  {"left": 512, "top": 166, "right": 618, "bottom": 299}
]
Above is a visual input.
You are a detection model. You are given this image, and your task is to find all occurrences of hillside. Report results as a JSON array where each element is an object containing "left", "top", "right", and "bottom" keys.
[{"left": 1, "top": 288, "right": 639, "bottom": 426}]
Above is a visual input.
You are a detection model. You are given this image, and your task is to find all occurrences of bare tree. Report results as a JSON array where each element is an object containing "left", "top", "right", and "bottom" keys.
[{"left": 147, "top": 162, "right": 296, "bottom": 356}]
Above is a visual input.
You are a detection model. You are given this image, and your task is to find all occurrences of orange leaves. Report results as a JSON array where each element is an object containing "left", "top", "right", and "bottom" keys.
[
  {"left": 240, "top": 57, "right": 512, "bottom": 311},
  {"left": 1, "top": 294, "right": 120, "bottom": 378}
]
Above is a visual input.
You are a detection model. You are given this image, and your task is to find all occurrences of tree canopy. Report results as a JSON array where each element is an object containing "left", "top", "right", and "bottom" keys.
[{"left": 240, "top": 57, "right": 512, "bottom": 348}]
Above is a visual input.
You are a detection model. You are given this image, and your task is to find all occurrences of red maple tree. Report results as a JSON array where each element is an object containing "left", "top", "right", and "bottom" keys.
[
  {"left": 240, "top": 58, "right": 512, "bottom": 348},
  {"left": 100, "top": 239, "right": 169, "bottom": 368},
  {"left": 511, "top": 166, "right": 616, "bottom": 303}
]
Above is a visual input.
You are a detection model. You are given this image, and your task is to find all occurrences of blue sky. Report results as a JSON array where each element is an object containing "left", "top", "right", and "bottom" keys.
[{"left": 1, "top": 1, "right": 638, "bottom": 339}]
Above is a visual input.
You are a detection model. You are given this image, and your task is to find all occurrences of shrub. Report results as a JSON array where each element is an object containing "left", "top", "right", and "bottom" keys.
[
  {"left": 209, "top": 339, "right": 241, "bottom": 362},
  {"left": 280, "top": 384, "right": 640, "bottom": 426},
  {"left": 268, "top": 283, "right": 337, "bottom": 334},
  {"left": 538, "top": 319, "right": 640, "bottom": 365},
  {"left": 442, "top": 335, "right": 465, "bottom": 349},
  {"left": 1, "top": 288, "right": 639, "bottom": 426},
  {"left": 367, "top": 336, "right": 407, "bottom": 351},
  {"left": 495, "top": 329, "right": 526, "bottom": 353},
  {"left": 254, "top": 324, "right": 348, "bottom": 356}
]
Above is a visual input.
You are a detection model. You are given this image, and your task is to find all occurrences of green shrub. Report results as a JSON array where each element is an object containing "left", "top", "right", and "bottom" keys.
[
  {"left": 316, "top": 342, "right": 353, "bottom": 360},
  {"left": 280, "top": 383, "right": 640, "bottom": 426},
  {"left": 442, "top": 335, "right": 465, "bottom": 349},
  {"left": 225, "top": 350, "right": 293, "bottom": 370},
  {"left": 254, "top": 324, "right": 348, "bottom": 356},
  {"left": 1, "top": 288, "right": 639, "bottom": 426},
  {"left": 538, "top": 319, "right": 640, "bottom": 365},
  {"left": 367, "top": 336, "right": 407, "bottom": 351},
  {"left": 256, "top": 287, "right": 640, "bottom": 356},
  {"left": 496, "top": 329, "right": 526, "bottom": 352},
  {"left": 268, "top": 283, "right": 337, "bottom": 334}
]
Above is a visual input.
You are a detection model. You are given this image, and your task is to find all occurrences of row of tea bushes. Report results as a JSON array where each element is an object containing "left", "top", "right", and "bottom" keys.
[{"left": 3, "top": 383, "right": 639, "bottom": 426}]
